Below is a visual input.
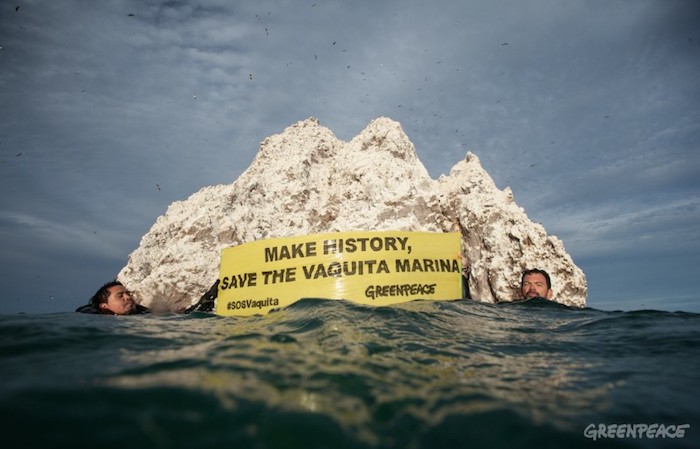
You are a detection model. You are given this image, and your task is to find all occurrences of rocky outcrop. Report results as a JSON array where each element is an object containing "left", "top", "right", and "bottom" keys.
[{"left": 118, "top": 117, "right": 586, "bottom": 311}]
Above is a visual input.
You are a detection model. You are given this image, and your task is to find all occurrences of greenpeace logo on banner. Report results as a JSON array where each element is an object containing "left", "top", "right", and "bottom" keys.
[
  {"left": 583, "top": 423, "right": 690, "bottom": 441},
  {"left": 216, "top": 231, "right": 463, "bottom": 317},
  {"left": 365, "top": 283, "right": 436, "bottom": 299}
]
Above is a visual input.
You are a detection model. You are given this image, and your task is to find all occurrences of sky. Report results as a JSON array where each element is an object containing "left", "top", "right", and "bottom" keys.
[{"left": 1, "top": 0, "right": 698, "bottom": 314}]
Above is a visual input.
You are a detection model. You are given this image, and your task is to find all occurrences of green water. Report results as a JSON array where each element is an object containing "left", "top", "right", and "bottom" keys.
[{"left": 1, "top": 298, "right": 697, "bottom": 448}]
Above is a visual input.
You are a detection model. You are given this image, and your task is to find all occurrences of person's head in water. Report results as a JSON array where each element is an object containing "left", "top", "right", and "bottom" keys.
[
  {"left": 89, "top": 281, "right": 138, "bottom": 315},
  {"left": 520, "top": 269, "right": 553, "bottom": 299}
]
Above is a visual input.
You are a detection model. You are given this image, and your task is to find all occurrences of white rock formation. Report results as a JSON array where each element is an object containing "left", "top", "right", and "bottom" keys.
[{"left": 118, "top": 117, "right": 586, "bottom": 311}]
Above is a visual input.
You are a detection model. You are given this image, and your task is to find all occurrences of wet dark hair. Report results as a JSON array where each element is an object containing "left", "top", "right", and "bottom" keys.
[
  {"left": 88, "top": 281, "right": 123, "bottom": 306},
  {"left": 521, "top": 269, "right": 551, "bottom": 289}
]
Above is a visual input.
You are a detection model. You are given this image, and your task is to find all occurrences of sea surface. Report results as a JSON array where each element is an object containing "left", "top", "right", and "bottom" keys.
[{"left": 1, "top": 298, "right": 698, "bottom": 449}]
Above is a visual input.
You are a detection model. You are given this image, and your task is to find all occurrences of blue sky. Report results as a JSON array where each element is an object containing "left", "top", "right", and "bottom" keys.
[{"left": 1, "top": 0, "right": 698, "bottom": 314}]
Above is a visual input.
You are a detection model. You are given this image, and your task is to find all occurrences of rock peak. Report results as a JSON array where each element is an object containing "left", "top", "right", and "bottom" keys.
[{"left": 118, "top": 117, "right": 586, "bottom": 311}]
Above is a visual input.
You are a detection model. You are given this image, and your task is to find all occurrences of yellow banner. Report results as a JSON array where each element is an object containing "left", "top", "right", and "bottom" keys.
[{"left": 215, "top": 231, "right": 462, "bottom": 316}]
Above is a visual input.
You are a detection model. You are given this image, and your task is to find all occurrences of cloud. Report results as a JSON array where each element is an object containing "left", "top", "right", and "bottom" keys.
[
  {"left": 0, "top": 209, "right": 137, "bottom": 262},
  {"left": 1, "top": 0, "right": 698, "bottom": 313},
  {"left": 545, "top": 197, "right": 700, "bottom": 258}
]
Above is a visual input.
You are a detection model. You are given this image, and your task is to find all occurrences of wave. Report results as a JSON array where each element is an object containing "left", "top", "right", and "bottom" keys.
[{"left": 0, "top": 299, "right": 698, "bottom": 448}]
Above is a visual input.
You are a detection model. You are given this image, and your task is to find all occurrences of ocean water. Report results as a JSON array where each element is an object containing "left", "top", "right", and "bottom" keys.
[{"left": 1, "top": 298, "right": 698, "bottom": 449}]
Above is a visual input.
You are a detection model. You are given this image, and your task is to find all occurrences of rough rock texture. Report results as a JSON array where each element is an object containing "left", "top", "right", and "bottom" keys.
[{"left": 118, "top": 117, "right": 586, "bottom": 311}]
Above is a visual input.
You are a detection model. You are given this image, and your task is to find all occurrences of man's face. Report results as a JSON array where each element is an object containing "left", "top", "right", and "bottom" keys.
[
  {"left": 100, "top": 285, "right": 136, "bottom": 315},
  {"left": 521, "top": 273, "right": 553, "bottom": 299}
]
